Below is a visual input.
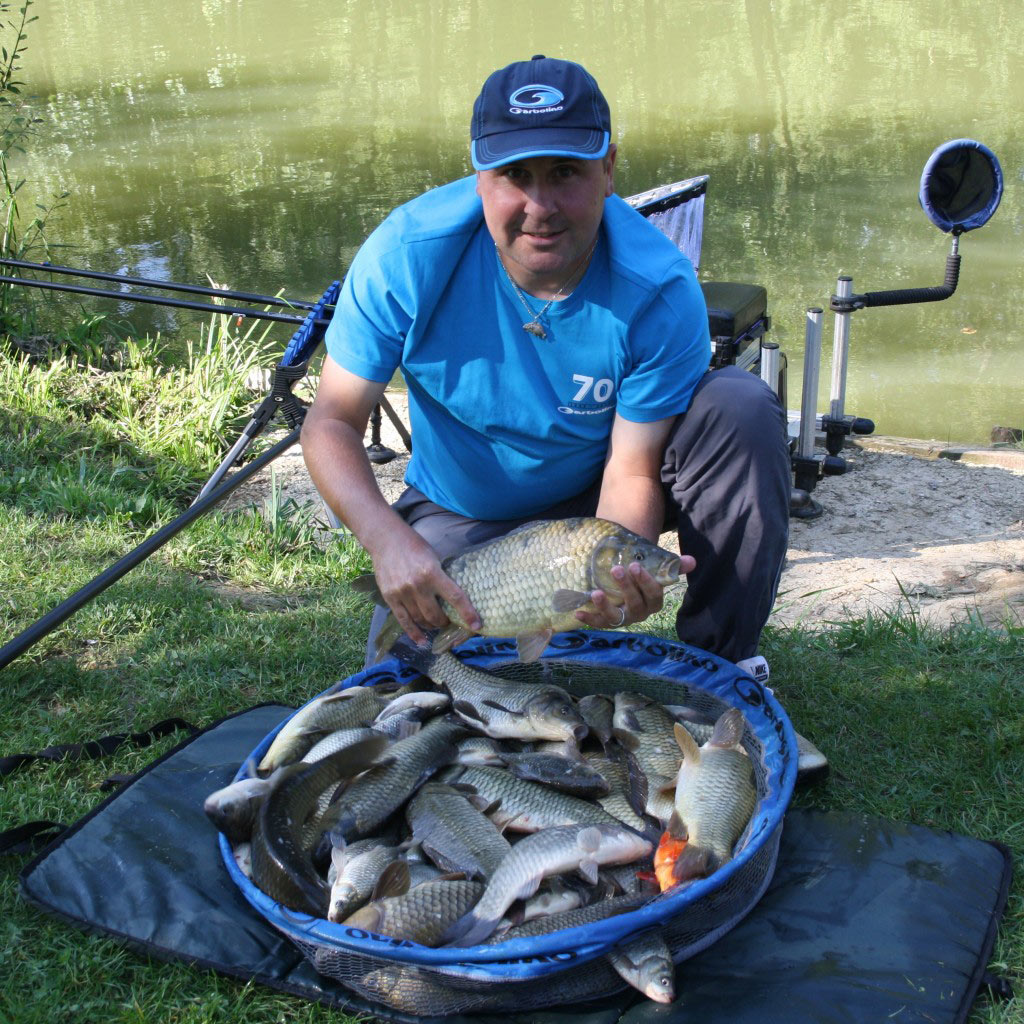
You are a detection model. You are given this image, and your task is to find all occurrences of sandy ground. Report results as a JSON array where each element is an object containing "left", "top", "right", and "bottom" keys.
[
  {"left": 231, "top": 391, "right": 1024, "bottom": 632},
  {"left": 771, "top": 439, "right": 1024, "bottom": 630}
]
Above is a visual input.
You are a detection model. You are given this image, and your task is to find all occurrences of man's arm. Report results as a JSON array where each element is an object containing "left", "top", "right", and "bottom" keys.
[
  {"left": 596, "top": 414, "right": 674, "bottom": 541},
  {"left": 575, "top": 413, "right": 696, "bottom": 629},
  {"left": 301, "top": 355, "right": 479, "bottom": 647}
]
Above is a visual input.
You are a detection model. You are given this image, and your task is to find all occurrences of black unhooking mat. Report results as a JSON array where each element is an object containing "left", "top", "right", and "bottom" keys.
[{"left": 17, "top": 704, "right": 1013, "bottom": 1024}]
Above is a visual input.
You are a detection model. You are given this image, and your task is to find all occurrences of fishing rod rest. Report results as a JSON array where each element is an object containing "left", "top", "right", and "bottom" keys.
[
  {"left": 366, "top": 403, "right": 397, "bottom": 464},
  {"left": 266, "top": 361, "right": 310, "bottom": 431},
  {"left": 233, "top": 360, "right": 310, "bottom": 447},
  {"left": 193, "top": 360, "right": 311, "bottom": 503},
  {"left": 830, "top": 238, "right": 962, "bottom": 314},
  {"left": 820, "top": 236, "right": 962, "bottom": 458}
]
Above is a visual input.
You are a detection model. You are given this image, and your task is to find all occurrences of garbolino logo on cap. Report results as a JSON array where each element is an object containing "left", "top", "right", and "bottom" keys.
[
  {"left": 471, "top": 55, "right": 611, "bottom": 171},
  {"left": 509, "top": 84, "right": 565, "bottom": 113}
]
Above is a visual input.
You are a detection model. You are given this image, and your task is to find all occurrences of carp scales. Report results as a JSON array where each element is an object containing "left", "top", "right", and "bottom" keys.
[
  {"left": 326, "top": 836, "right": 404, "bottom": 922},
  {"left": 582, "top": 747, "right": 654, "bottom": 838},
  {"left": 613, "top": 692, "right": 686, "bottom": 823},
  {"left": 405, "top": 782, "right": 511, "bottom": 881},
  {"left": 354, "top": 964, "right": 465, "bottom": 1016},
  {"left": 250, "top": 735, "right": 389, "bottom": 916},
  {"left": 442, "top": 764, "right": 624, "bottom": 833},
  {"left": 668, "top": 707, "right": 757, "bottom": 884},
  {"left": 441, "top": 823, "right": 654, "bottom": 947},
  {"left": 302, "top": 726, "right": 381, "bottom": 764},
  {"left": 489, "top": 890, "right": 647, "bottom": 941},
  {"left": 343, "top": 877, "right": 486, "bottom": 946},
  {"left": 363, "top": 517, "right": 682, "bottom": 662},
  {"left": 258, "top": 687, "right": 390, "bottom": 772},
  {"left": 388, "top": 639, "right": 587, "bottom": 745},
  {"left": 318, "top": 716, "right": 468, "bottom": 841}
]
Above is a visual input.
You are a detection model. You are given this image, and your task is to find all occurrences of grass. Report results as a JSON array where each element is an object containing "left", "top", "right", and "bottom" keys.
[{"left": 0, "top": 324, "right": 1021, "bottom": 1023}]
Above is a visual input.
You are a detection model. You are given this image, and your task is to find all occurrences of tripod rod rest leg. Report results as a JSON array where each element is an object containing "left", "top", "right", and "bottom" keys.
[{"left": 796, "top": 308, "right": 824, "bottom": 460}]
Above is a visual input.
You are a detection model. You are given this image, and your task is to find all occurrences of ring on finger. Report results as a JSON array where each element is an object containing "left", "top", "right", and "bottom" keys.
[{"left": 611, "top": 605, "right": 627, "bottom": 628}]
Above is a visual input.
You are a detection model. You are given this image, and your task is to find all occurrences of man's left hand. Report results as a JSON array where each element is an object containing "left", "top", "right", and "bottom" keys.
[{"left": 575, "top": 558, "right": 693, "bottom": 630}]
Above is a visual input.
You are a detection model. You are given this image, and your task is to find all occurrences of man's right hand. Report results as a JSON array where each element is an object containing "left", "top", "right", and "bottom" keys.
[{"left": 369, "top": 528, "right": 481, "bottom": 648}]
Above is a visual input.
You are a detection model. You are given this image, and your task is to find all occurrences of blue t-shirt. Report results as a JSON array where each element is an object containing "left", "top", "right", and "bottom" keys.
[{"left": 326, "top": 175, "right": 710, "bottom": 520}]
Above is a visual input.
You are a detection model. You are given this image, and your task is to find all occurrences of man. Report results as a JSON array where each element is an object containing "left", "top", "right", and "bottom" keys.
[{"left": 302, "top": 55, "right": 791, "bottom": 679}]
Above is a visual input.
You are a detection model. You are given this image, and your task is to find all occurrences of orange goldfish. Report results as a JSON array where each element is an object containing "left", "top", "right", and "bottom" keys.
[{"left": 653, "top": 831, "right": 688, "bottom": 893}]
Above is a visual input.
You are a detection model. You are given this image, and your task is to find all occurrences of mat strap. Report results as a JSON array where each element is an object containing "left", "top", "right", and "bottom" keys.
[
  {"left": 0, "top": 717, "right": 197, "bottom": 778},
  {"left": 0, "top": 820, "right": 67, "bottom": 856}
]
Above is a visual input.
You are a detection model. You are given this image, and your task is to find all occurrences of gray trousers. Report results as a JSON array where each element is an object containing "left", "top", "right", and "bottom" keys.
[{"left": 366, "top": 365, "right": 791, "bottom": 666}]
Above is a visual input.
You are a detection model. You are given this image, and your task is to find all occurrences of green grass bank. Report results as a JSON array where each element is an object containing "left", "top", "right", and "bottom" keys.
[{"left": 0, "top": 325, "right": 1021, "bottom": 1023}]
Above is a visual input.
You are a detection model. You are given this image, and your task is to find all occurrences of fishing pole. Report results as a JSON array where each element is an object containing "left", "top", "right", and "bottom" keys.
[
  {"left": 0, "top": 427, "right": 302, "bottom": 673},
  {"left": 0, "top": 270, "right": 410, "bottom": 457},
  {"left": 0, "top": 273, "right": 331, "bottom": 327},
  {"left": 0, "top": 258, "right": 414, "bottom": 672},
  {"left": 0, "top": 256, "right": 333, "bottom": 312}
]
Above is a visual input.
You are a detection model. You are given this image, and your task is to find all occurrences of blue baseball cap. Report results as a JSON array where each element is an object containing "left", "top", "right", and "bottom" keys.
[{"left": 470, "top": 55, "right": 611, "bottom": 171}]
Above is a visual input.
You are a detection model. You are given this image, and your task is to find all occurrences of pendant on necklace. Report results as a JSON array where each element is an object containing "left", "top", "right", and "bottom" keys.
[{"left": 523, "top": 321, "right": 547, "bottom": 339}]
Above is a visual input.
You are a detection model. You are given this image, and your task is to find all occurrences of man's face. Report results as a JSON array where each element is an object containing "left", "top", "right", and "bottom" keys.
[{"left": 476, "top": 146, "right": 616, "bottom": 295}]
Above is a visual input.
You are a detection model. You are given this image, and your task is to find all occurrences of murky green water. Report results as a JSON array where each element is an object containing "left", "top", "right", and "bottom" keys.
[{"left": 16, "top": 0, "right": 1024, "bottom": 443}]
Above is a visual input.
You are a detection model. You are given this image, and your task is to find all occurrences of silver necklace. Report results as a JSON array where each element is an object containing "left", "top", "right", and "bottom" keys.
[{"left": 495, "top": 239, "right": 597, "bottom": 340}]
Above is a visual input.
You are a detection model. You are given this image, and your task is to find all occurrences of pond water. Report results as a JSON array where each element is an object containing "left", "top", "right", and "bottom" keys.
[{"left": 16, "top": 0, "right": 1024, "bottom": 443}]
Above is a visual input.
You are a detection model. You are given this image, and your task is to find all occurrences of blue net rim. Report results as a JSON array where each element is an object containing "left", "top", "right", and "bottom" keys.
[
  {"left": 223, "top": 631, "right": 798, "bottom": 972},
  {"left": 918, "top": 138, "right": 1003, "bottom": 233}
]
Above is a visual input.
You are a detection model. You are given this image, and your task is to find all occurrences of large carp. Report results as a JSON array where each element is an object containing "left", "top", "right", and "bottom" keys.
[
  {"left": 360, "top": 516, "right": 682, "bottom": 662},
  {"left": 667, "top": 707, "right": 757, "bottom": 884},
  {"left": 249, "top": 735, "right": 389, "bottom": 916}
]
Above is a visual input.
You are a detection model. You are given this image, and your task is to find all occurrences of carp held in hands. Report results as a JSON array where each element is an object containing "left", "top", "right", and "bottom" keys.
[
  {"left": 218, "top": 633, "right": 796, "bottom": 1016},
  {"left": 359, "top": 516, "right": 684, "bottom": 663}
]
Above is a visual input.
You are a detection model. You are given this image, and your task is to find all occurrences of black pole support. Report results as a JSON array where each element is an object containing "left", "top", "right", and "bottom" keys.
[
  {"left": 830, "top": 253, "right": 962, "bottom": 313},
  {"left": 820, "top": 414, "right": 876, "bottom": 456},
  {"left": 792, "top": 454, "right": 822, "bottom": 496},
  {"left": 267, "top": 361, "right": 311, "bottom": 432},
  {"left": 366, "top": 404, "right": 397, "bottom": 464}
]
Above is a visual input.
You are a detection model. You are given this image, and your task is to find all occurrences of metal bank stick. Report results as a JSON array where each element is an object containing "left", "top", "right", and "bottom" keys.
[
  {"left": 796, "top": 307, "right": 823, "bottom": 466},
  {"left": 759, "top": 340, "right": 780, "bottom": 396},
  {"left": 791, "top": 307, "right": 846, "bottom": 517},
  {"left": 829, "top": 276, "right": 853, "bottom": 424}
]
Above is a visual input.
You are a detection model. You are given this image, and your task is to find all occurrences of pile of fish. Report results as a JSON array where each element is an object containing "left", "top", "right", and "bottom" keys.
[{"left": 205, "top": 640, "right": 760, "bottom": 1006}]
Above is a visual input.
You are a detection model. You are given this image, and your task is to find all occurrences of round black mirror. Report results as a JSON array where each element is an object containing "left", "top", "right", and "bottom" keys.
[{"left": 919, "top": 139, "right": 1003, "bottom": 234}]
